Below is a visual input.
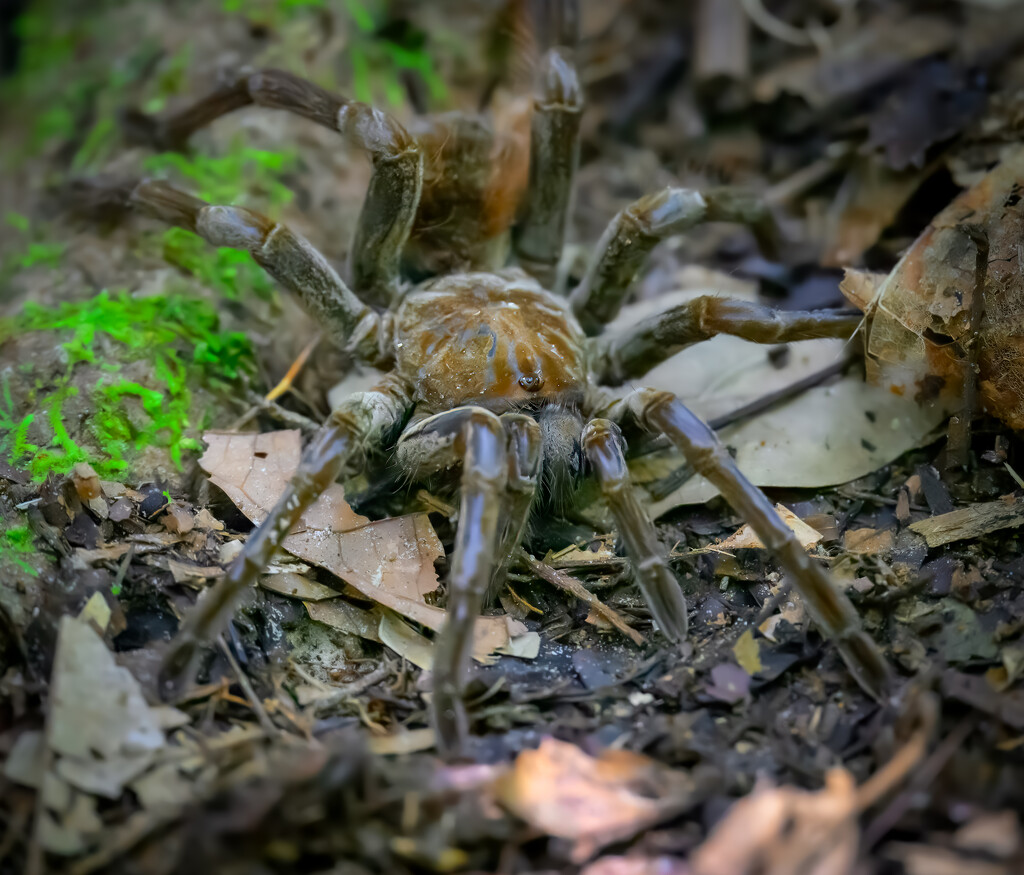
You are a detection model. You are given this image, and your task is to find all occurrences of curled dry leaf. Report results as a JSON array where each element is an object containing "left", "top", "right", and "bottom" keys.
[
  {"left": 495, "top": 737, "right": 708, "bottom": 864},
  {"left": 842, "top": 144, "right": 1024, "bottom": 430},
  {"left": 690, "top": 770, "right": 859, "bottom": 875},
  {"left": 200, "top": 431, "right": 533, "bottom": 662}
]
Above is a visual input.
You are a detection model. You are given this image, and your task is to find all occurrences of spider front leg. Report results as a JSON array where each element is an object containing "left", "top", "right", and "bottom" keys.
[
  {"left": 513, "top": 47, "right": 583, "bottom": 288},
  {"left": 123, "top": 68, "right": 423, "bottom": 305},
  {"left": 582, "top": 419, "right": 689, "bottom": 641},
  {"left": 396, "top": 408, "right": 509, "bottom": 753},
  {"left": 161, "top": 384, "right": 411, "bottom": 699},
  {"left": 615, "top": 388, "right": 892, "bottom": 699},
  {"left": 594, "top": 296, "right": 862, "bottom": 385},
  {"left": 570, "top": 188, "right": 779, "bottom": 335}
]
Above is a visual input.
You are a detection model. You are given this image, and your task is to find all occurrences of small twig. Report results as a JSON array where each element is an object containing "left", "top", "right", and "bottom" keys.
[
  {"left": 217, "top": 635, "right": 278, "bottom": 737},
  {"left": 265, "top": 332, "right": 322, "bottom": 401},
  {"left": 863, "top": 711, "right": 975, "bottom": 849},
  {"left": 517, "top": 549, "right": 645, "bottom": 646},
  {"left": 231, "top": 389, "right": 321, "bottom": 434},
  {"left": 311, "top": 663, "right": 392, "bottom": 716},
  {"left": 856, "top": 691, "right": 938, "bottom": 812}
]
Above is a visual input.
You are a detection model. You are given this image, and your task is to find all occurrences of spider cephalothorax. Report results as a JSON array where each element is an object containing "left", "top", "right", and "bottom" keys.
[{"left": 84, "top": 6, "right": 892, "bottom": 751}]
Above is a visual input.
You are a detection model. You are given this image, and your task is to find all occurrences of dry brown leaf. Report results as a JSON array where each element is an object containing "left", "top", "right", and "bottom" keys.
[
  {"left": 200, "top": 431, "right": 531, "bottom": 663},
  {"left": 843, "top": 527, "right": 895, "bottom": 556},
  {"left": 495, "top": 737, "right": 703, "bottom": 863},
  {"left": 715, "top": 504, "right": 823, "bottom": 551},
  {"left": 690, "top": 770, "right": 859, "bottom": 875},
  {"left": 200, "top": 430, "right": 368, "bottom": 533},
  {"left": 842, "top": 145, "right": 1024, "bottom": 430}
]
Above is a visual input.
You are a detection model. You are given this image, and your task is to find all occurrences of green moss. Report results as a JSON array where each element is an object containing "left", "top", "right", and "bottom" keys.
[
  {"left": 143, "top": 147, "right": 297, "bottom": 209},
  {"left": 219, "top": 0, "right": 447, "bottom": 109},
  {"left": 0, "top": 521, "right": 38, "bottom": 577},
  {"left": 4, "top": 213, "right": 66, "bottom": 272},
  {"left": 139, "top": 145, "right": 298, "bottom": 301},
  {"left": 0, "top": 291, "right": 253, "bottom": 481}
]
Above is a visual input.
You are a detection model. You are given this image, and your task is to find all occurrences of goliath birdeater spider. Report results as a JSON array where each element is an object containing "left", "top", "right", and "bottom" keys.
[{"left": 81, "top": 8, "right": 891, "bottom": 751}]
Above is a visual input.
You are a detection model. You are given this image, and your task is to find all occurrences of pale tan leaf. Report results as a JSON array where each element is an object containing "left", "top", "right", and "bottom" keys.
[
  {"left": 378, "top": 611, "right": 434, "bottom": 669},
  {"left": 733, "top": 629, "right": 765, "bottom": 676},
  {"left": 201, "top": 431, "right": 531, "bottom": 663},
  {"left": 200, "top": 430, "right": 368, "bottom": 533},
  {"left": 715, "top": 504, "right": 823, "bottom": 551},
  {"left": 368, "top": 727, "right": 437, "bottom": 755},
  {"left": 495, "top": 738, "right": 702, "bottom": 864}
]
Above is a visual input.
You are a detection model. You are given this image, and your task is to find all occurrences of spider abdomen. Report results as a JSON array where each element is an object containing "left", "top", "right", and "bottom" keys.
[{"left": 394, "top": 269, "right": 588, "bottom": 414}]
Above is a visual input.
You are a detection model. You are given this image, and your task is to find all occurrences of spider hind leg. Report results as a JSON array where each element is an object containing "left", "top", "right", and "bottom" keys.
[
  {"left": 582, "top": 419, "right": 689, "bottom": 642},
  {"left": 623, "top": 388, "right": 893, "bottom": 700}
]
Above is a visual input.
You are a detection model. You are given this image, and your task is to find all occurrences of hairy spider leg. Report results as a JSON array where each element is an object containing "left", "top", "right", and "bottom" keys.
[
  {"left": 582, "top": 419, "right": 689, "bottom": 641},
  {"left": 396, "top": 407, "right": 510, "bottom": 752},
  {"left": 160, "top": 383, "right": 411, "bottom": 700},
  {"left": 79, "top": 178, "right": 384, "bottom": 361},
  {"left": 123, "top": 68, "right": 423, "bottom": 307},
  {"left": 512, "top": 47, "right": 583, "bottom": 288},
  {"left": 569, "top": 187, "right": 781, "bottom": 335},
  {"left": 617, "top": 388, "right": 893, "bottom": 700},
  {"left": 593, "top": 295, "right": 863, "bottom": 385}
]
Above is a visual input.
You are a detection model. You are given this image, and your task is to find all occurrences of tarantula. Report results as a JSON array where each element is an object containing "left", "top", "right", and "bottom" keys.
[{"left": 83, "top": 12, "right": 891, "bottom": 750}]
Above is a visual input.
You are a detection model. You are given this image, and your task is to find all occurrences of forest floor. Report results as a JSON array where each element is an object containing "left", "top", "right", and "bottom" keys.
[{"left": 1, "top": 1, "right": 1024, "bottom": 873}]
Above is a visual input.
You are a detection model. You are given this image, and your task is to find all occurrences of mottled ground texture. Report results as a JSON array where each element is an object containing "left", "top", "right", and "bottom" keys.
[{"left": 2, "top": 1, "right": 1024, "bottom": 873}]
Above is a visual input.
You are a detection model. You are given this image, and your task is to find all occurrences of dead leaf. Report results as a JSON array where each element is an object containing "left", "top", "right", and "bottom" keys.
[
  {"left": 495, "top": 737, "right": 705, "bottom": 863},
  {"left": 378, "top": 610, "right": 434, "bottom": 669},
  {"left": 200, "top": 431, "right": 533, "bottom": 663},
  {"left": 49, "top": 616, "right": 165, "bottom": 798},
  {"left": 716, "top": 505, "right": 823, "bottom": 551},
  {"left": 847, "top": 145, "right": 1024, "bottom": 430},
  {"left": 733, "top": 630, "right": 765, "bottom": 676},
  {"left": 843, "top": 527, "right": 896, "bottom": 556},
  {"left": 690, "top": 770, "right": 859, "bottom": 875},
  {"left": 367, "top": 727, "right": 437, "bottom": 756},
  {"left": 704, "top": 662, "right": 752, "bottom": 704},
  {"left": 259, "top": 571, "right": 340, "bottom": 601}
]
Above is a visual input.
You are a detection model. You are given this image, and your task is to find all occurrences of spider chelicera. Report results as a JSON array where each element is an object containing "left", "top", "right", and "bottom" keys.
[{"left": 79, "top": 11, "right": 891, "bottom": 751}]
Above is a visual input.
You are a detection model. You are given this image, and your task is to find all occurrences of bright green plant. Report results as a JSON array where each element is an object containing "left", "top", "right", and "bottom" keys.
[
  {"left": 142, "top": 145, "right": 297, "bottom": 301},
  {"left": 0, "top": 292, "right": 254, "bottom": 481},
  {"left": 0, "top": 521, "right": 37, "bottom": 577}
]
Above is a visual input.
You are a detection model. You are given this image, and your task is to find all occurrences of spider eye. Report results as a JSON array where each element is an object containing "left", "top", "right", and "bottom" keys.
[{"left": 518, "top": 374, "right": 545, "bottom": 392}]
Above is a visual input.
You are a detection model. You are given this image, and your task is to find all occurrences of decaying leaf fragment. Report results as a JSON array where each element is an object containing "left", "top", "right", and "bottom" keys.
[
  {"left": 3, "top": 615, "right": 187, "bottom": 856},
  {"left": 842, "top": 145, "right": 1024, "bottom": 430},
  {"left": 200, "top": 431, "right": 536, "bottom": 663},
  {"left": 495, "top": 737, "right": 710, "bottom": 863}
]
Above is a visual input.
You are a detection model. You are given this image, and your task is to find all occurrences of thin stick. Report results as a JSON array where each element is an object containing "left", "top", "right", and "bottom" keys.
[
  {"left": 265, "top": 332, "right": 322, "bottom": 401},
  {"left": 518, "top": 549, "right": 645, "bottom": 646},
  {"left": 218, "top": 635, "right": 278, "bottom": 737},
  {"left": 311, "top": 663, "right": 392, "bottom": 716}
]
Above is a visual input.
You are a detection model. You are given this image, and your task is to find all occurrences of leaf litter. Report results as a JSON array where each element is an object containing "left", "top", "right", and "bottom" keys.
[
  {"left": 4, "top": 0, "right": 1024, "bottom": 872},
  {"left": 199, "top": 430, "right": 539, "bottom": 663}
]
